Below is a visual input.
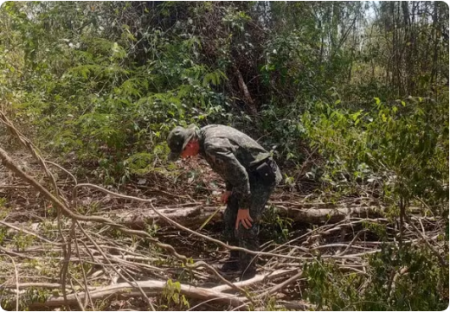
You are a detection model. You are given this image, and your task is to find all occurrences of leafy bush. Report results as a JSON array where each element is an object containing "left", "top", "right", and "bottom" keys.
[
  {"left": 302, "top": 94, "right": 448, "bottom": 214},
  {"left": 304, "top": 244, "right": 449, "bottom": 310},
  {"left": 3, "top": 2, "right": 233, "bottom": 183}
]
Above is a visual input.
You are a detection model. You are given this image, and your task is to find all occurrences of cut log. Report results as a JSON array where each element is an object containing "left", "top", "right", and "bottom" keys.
[{"left": 108, "top": 204, "right": 385, "bottom": 229}]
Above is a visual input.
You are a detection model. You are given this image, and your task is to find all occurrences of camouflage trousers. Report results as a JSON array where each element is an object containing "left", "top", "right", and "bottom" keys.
[{"left": 223, "top": 161, "right": 280, "bottom": 272}]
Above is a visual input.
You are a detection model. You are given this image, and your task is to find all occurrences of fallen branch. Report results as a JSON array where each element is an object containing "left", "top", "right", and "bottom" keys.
[
  {"left": 0, "top": 147, "right": 251, "bottom": 300},
  {"left": 1, "top": 220, "right": 64, "bottom": 246},
  {"left": 256, "top": 270, "right": 303, "bottom": 299},
  {"left": 211, "top": 269, "right": 296, "bottom": 293},
  {"left": 405, "top": 217, "right": 447, "bottom": 267},
  {"left": 3, "top": 255, "right": 19, "bottom": 311},
  {"left": 276, "top": 300, "right": 314, "bottom": 310},
  {"left": 109, "top": 204, "right": 385, "bottom": 229},
  {"left": 28, "top": 280, "right": 247, "bottom": 309}
]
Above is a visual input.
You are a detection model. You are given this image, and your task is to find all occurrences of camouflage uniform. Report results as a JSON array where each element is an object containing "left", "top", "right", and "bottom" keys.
[{"left": 167, "top": 124, "right": 282, "bottom": 279}]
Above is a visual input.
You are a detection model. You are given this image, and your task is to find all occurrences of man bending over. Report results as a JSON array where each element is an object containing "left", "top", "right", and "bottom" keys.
[{"left": 167, "top": 124, "right": 282, "bottom": 280}]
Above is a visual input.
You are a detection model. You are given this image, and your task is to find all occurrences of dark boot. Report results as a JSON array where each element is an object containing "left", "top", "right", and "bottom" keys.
[
  {"left": 219, "top": 250, "right": 240, "bottom": 273},
  {"left": 239, "top": 244, "right": 258, "bottom": 280}
]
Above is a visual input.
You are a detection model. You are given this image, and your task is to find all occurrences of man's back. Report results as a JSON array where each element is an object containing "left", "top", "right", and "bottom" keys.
[{"left": 199, "top": 125, "right": 271, "bottom": 170}]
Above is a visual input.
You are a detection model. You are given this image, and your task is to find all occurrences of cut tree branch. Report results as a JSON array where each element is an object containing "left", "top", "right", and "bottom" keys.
[{"left": 28, "top": 280, "right": 248, "bottom": 309}]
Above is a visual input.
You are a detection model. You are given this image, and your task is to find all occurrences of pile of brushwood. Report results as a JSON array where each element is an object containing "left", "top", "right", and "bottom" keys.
[{"left": 0, "top": 112, "right": 447, "bottom": 311}]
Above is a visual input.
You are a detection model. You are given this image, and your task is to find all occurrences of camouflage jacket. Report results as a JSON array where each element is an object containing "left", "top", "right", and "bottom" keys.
[{"left": 197, "top": 125, "right": 271, "bottom": 209}]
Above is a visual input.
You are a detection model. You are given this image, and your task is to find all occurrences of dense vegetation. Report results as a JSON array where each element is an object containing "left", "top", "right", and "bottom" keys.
[{"left": 0, "top": 1, "right": 448, "bottom": 310}]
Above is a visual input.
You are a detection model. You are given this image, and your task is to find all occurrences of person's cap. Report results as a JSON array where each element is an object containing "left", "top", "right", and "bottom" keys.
[{"left": 167, "top": 126, "right": 195, "bottom": 161}]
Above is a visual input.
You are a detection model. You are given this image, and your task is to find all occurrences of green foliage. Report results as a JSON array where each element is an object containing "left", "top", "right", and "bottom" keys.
[
  {"left": 302, "top": 94, "right": 448, "bottom": 214},
  {"left": 366, "top": 244, "right": 448, "bottom": 310},
  {"left": 305, "top": 259, "right": 361, "bottom": 310},
  {"left": 0, "top": 227, "right": 6, "bottom": 245},
  {"left": 1, "top": 1, "right": 447, "bottom": 188},
  {"left": 259, "top": 101, "right": 308, "bottom": 164},
  {"left": 1, "top": 286, "right": 51, "bottom": 310},
  {"left": 366, "top": 96, "right": 449, "bottom": 211},
  {"left": 304, "top": 244, "right": 448, "bottom": 310},
  {"left": 261, "top": 205, "right": 293, "bottom": 243},
  {"left": 160, "top": 279, "right": 190, "bottom": 310},
  {"left": 12, "top": 231, "right": 35, "bottom": 252},
  {"left": 1, "top": 2, "right": 235, "bottom": 183},
  {"left": 263, "top": 296, "right": 289, "bottom": 311},
  {"left": 146, "top": 223, "right": 160, "bottom": 237}
]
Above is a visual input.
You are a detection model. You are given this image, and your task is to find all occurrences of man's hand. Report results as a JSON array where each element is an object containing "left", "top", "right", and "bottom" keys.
[
  {"left": 235, "top": 209, "right": 253, "bottom": 229},
  {"left": 221, "top": 191, "right": 232, "bottom": 204}
]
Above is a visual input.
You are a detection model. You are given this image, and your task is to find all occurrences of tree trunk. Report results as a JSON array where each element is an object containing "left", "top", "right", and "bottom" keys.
[
  {"left": 431, "top": 1, "right": 439, "bottom": 85},
  {"left": 106, "top": 204, "right": 386, "bottom": 230},
  {"left": 234, "top": 66, "right": 258, "bottom": 116}
]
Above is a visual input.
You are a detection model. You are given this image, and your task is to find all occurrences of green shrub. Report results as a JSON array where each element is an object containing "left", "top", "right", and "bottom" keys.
[
  {"left": 304, "top": 244, "right": 448, "bottom": 310},
  {"left": 302, "top": 94, "right": 448, "bottom": 215}
]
